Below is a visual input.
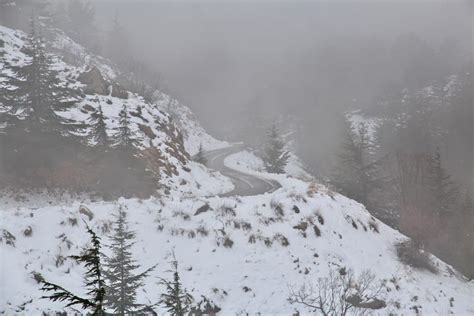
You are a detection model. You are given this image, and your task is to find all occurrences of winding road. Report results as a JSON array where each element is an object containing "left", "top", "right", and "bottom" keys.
[{"left": 202, "top": 145, "right": 281, "bottom": 197}]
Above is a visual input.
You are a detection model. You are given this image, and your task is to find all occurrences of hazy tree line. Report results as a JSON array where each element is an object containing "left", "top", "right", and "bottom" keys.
[{"left": 332, "top": 70, "right": 473, "bottom": 278}]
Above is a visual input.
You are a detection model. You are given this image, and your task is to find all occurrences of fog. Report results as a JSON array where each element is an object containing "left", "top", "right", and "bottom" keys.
[{"left": 94, "top": 0, "right": 472, "bottom": 174}]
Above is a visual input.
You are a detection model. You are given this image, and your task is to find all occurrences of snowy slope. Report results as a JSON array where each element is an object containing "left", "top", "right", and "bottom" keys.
[
  {"left": 1, "top": 24, "right": 473, "bottom": 316},
  {"left": 0, "top": 25, "right": 233, "bottom": 196},
  {"left": 1, "top": 178, "right": 473, "bottom": 315}
]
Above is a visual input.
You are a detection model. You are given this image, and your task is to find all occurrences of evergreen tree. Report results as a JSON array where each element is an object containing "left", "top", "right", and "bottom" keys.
[
  {"left": 159, "top": 254, "right": 193, "bottom": 316},
  {"left": 4, "top": 17, "right": 76, "bottom": 134},
  {"left": 428, "top": 149, "right": 458, "bottom": 217},
  {"left": 40, "top": 226, "right": 106, "bottom": 315},
  {"left": 332, "top": 121, "right": 381, "bottom": 209},
  {"left": 263, "top": 123, "right": 290, "bottom": 174},
  {"left": 103, "top": 208, "right": 156, "bottom": 315},
  {"left": 89, "top": 105, "right": 109, "bottom": 147},
  {"left": 193, "top": 143, "right": 207, "bottom": 166},
  {"left": 115, "top": 104, "right": 135, "bottom": 148}
]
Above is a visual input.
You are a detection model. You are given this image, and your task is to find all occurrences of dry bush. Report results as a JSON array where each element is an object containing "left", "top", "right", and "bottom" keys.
[
  {"left": 273, "top": 233, "right": 290, "bottom": 246},
  {"left": 172, "top": 210, "right": 191, "bottom": 221},
  {"left": 217, "top": 204, "right": 236, "bottom": 217},
  {"left": 196, "top": 225, "right": 209, "bottom": 237},
  {"left": 0, "top": 229, "right": 16, "bottom": 247},
  {"left": 316, "top": 212, "right": 325, "bottom": 225},
  {"left": 396, "top": 240, "right": 438, "bottom": 274},
  {"left": 248, "top": 233, "right": 273, "bottom": 248},
  {"left": 233, "top": 220, "right": 252, "bottom": 231},
  {"left": 289, "top": 269, "right": 386, "bottom": 315},
  {"left": 368, "top": 220, "right": 379, "bottom": 233},
  {"left": 307, "top": 182, "right": 319, "bottom": 197}
]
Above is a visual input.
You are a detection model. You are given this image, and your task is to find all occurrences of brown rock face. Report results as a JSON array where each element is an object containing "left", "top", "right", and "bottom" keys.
[
  {"left": 78, "top": 67, "right": 128, "bottom": 99},
  {"left": 78, "top": 67, "right": 108, "bottom": 95}
]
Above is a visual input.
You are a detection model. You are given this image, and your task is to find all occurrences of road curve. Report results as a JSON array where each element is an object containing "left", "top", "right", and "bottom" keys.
[{"left": 202, "top": 145, "right": 281, "bottom": 197}]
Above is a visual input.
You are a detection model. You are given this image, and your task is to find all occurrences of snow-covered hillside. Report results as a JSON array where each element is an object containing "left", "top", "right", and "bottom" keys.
[
  {"left": 1, "top": 24, "right": 473, "bottom": 316},
  {"left": 0, "top": 24, "right": 234, "bottom": 197},
  {"left": 1, "top": 176, "right": 473, "bottom": 314}
]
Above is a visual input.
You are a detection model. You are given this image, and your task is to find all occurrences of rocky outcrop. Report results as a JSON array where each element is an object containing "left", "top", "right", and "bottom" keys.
[
  {"left": 78, "top": 67, "right": 108, "bottom": 95},
  {"left": 78, "top": 67, "right": 128, "bottom": 99}
]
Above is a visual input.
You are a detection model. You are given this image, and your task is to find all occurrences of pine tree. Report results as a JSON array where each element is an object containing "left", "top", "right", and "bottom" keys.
[
  {"left": 103, "top": 208, "right": 156, "bottom": 315},
  {"left": 4, "top": 17, "right": 76, "bottom": 134},
  {"left": 40, "top": 225, "right": 106, "bottom": 315},
  {"left": 115, "top": 104, "right": 135, "bottom": 148},
  {"left": 89, "top": 105, "right": 109, "bottom": 147},
  {"left": 193, "top": 143, "right": 207, "bottom": 166},
  {"left": 263, "top": 123, "right": 290, "bottom": 174},
  {"left": 428, "top": 149, "right": 458, "bottom": 217},
  {"left": 332, "top": 121, "right": 381, "bottom": 209},
  {"left": 159, "top": 254, "right": 193, "bottom": 316}
]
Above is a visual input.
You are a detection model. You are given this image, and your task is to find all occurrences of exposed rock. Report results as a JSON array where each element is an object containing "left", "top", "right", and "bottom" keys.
[
  {"left": 78, "top": 67, "right": 108, "bottom": 95},
  {"left": 23, "top": 226, "right": 32, "bottom": 237},
  {"left": 195, "top": 204, "right": 211, "bottom": 216},
  {"left": 346, "top": 295, "right": 386, "bottom": 310},
  {"left": 111, "top": 83, "right": 128, "bottom": 99},
  {"left": 82, "top": 104, "right": 95, "bottom": 112},
  {"left": 139, "top": 124, "right": 156, "bottom": 139},
  {"left": 293, "top": 205, "right": 300, "bottom": 214}
]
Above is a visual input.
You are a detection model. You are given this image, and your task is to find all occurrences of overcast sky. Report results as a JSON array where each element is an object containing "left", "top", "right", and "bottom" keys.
[{"left": 94, "top": 0, "right": 472, "bottom": 174}]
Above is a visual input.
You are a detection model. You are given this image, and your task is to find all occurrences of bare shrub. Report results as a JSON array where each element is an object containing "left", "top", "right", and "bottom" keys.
[
  {"left": 316, "top": 212, "right": 325, "bottom": 225},
  {"left": 307, "top": 182, "right": 319, "bottom": 197},
  {"left": 223, "top": 236, "right": 234, "bottom": 248},
  {"left": 217, "top": 204, "right": 236, "bottom": 217},
  {"left": 173, "top": 210, "right": 191, "bottom": 221},
  {"left": 258, "top": 215, "right": 282, "bottom": 225},
  {"left": 233, "top": 220, "right": 252, "bottom": 231},
  {"left": 368, "top": 220, "right": 379, "bottom": 233},
  {"left": 289, "top": 269, "right": 386, "bottom": 315},
  {"left": 196, "top": 225, "right": 209, "bottom": 237},
  {"left": 273, "top": 233, "right": 290, "bottom": 247},
  {"left": 0, "top": 229, "right": 16, "bottom": 247},
  {"left": 248, "top": 233, "right": 272, "bottom": 247},
  {"left": 395, "top": 240, "right": 437, "bottom": 273}
]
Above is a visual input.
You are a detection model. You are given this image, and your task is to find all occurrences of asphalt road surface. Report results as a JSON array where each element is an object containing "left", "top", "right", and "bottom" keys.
[{"left": 202, "top": 145, "right": 281, "bottom": 197}]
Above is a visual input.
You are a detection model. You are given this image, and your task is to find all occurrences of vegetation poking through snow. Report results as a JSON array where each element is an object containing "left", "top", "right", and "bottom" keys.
[{"left": 288, "top": 269, "right": 386, "bottom": 315}]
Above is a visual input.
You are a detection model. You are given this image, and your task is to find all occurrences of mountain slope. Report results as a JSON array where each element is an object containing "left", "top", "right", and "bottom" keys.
[
  {"left": 0, "top": 24, "right": 473, "bottom": 315},
  {"left": 1, "top": 175, "right": 473, "bottom": 314}
]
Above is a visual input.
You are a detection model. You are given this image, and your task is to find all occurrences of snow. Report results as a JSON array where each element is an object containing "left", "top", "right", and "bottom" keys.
[
  {"left": 1, "top": 23, "right": 473, "bottom": 315},
  {"left": 1, "top": 180, "right": 473, "bottom": 314}
]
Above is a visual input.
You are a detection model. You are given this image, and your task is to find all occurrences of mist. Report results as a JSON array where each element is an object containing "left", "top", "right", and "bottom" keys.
[
  {"left": 1, "top": 1, "right": 474, "bottom": 313},
  {"left": 94, "top": 0, "right": 472, "bottom": 174}
]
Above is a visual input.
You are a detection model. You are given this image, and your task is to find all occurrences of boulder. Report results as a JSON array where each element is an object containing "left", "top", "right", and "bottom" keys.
[
  {"left": 111, "top": 83, "right": 128, "bottom": 99},
  {"left": 78, "top": 67, "right": 108, "bottom": 95}
]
